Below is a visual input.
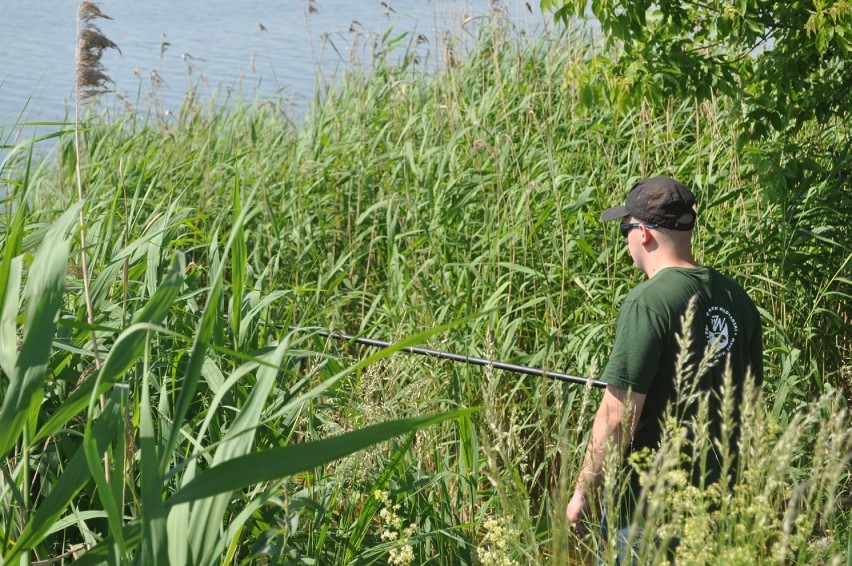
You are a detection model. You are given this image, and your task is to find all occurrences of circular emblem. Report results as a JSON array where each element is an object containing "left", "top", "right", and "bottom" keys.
[{"left": 704, "top": 305, "right": 739, "bottom": 359}]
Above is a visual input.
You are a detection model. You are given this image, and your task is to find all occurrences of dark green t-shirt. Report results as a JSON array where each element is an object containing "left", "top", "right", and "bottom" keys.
[{"left": 600, "top": 266, "right": 763, "bottom": 514}]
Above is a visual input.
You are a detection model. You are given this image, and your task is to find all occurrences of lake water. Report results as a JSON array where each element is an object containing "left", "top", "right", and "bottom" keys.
[{"left": 1, "top": 0, "right": 551, "bottom": 131}]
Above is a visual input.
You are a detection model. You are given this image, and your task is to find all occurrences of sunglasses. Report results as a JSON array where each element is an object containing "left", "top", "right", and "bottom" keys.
[{"left": 620, "top": 222, "right": 658, "bottom": 238}]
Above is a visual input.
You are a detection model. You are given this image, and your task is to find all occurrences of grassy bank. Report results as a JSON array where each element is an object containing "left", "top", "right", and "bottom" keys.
[{"left": 1, "top": 12, "right": 850, "bottom": 565}]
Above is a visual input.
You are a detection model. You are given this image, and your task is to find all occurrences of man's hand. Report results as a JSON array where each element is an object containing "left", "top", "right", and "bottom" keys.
[
  {"left": 566, "top": 491, "right": 589, "bottom": 537},
  {"left": 566, "top": 386, "right": 644, "bottom": 540}
]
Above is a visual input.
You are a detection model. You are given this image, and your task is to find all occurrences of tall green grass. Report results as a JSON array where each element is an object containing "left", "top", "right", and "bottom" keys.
[{"left": 1, "top": 10, "right": 849, "bottom": 565}]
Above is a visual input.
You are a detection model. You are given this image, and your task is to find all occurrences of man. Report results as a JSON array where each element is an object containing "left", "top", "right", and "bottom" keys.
[{"left": 566, "top": 177, "right": 763, "bottom": 560}]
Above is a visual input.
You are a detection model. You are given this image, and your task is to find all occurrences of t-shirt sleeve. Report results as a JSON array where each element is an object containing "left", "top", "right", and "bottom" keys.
[{"left": 600, "top": 298, "right": 667, "bottom": 394}]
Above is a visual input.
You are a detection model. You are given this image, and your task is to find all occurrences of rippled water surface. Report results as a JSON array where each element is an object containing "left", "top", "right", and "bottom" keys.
[{"left": 1, "top": 0, "right": 547, "bottom": 127}]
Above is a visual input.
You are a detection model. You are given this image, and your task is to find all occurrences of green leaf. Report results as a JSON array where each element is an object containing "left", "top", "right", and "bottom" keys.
[
  {"left": 67, "top": 523, "right": 142, "bottom": 566},
  {"left": 0, "top": 255, "right": 22, "bottom": 379},
  {"left": 847, "top": 530, "right": 851, "bottom": 566},
  {"left": 43, "top": 510, "right": 109, "bottom": 537},
  {"left": 161, "top": 205, "right": 251, "bottom": 470},
  {"left": 3, "top": 385, "right": 128, "bottom": 564},
  {"left": 0, "top": 193, "right": 27, "bottom": 327},
  {"left": 33, "top": 253, "right": 185, "bottom": 444},
  {"left": 159, "top": 272, "right": 221, "bottom": 472},
  {"left": 83, "top": 387, "right": 129, "bottom": 560},
  {"left": 0, "top": 202, "right": 79, "bottom": 460},
  {"left": 140, "top": 366, "right": 169, "bottom": 566},
  {"left": 167, "top": 410, "right": 469, "bottom": 506},
  {"left": 238, "top": 289, "right": 290, "bottom": 346},
  {"left": 182, "top": 334, "right": 291, "bottom": 564},
  {"left": 230, "top": 179, "right": 246, "bottom": 345}
]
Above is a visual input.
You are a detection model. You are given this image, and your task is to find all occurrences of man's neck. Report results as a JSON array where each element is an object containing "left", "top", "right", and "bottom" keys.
[{"left": 645, "top": 256, "right": 699, "bottom": 278}]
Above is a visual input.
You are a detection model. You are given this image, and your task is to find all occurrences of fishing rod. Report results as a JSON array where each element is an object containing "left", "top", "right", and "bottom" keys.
[{"left": 288, "top": 326, "right": 606, "bottom": 388}]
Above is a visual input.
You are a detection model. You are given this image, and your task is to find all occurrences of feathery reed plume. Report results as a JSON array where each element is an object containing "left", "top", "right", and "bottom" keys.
[
  {"left": 76, "top": 2, "right": 120, "bottom": 102},
  {"left": 74, "top": 2, "right": 119, "bottom": 372}
]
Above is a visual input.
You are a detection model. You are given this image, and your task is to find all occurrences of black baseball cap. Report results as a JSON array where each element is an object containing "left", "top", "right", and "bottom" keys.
[{"left": 600, "top": 176, "right": 697, "bottom": 230}]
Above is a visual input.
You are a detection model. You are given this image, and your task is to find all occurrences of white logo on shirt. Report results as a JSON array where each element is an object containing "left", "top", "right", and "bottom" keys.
[{"left": 704, "top": 305, "right": 739, "bottom": 359}]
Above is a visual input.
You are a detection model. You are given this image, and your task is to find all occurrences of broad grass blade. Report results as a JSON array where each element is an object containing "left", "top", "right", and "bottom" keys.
[
  {"left": 3, "top": 385, "right": 128, "bottom": 564},
  {"left": 167, "top": 410, "right": 469, "bottom": 506},
  {"left": 0, "top": 256, "right": 21, "bottom": 378},
  {"left": 0, "top": 193, "right": 27, "bottom": 328},
  {"left": 140, "top": 366, "right": 168, "bottom": 565},
  {"left": 160, "top": 202, "right": 254, "bottom": 468},
  {"left": 66, "top": 523, "right": 142, "bottom": 566},
  {"left": 43, "top": 510, "right": 109, "bottom": 537},
  {"left": 181, "top": 336, "right": 290, "bottom": 564},
  {"left": 230, "top": 180, "right": 246, "bottom": 345},
  {"left": 34, "top": 253, "right": 185, "bottom": 443},
  {"left": 153, "top": 206, "right": 252, "bottom": 563},
  {"left": 160, "top": 268, "right": 221, "bottom": 471},
  {"left": 82, "top": 388, "right": 129, "bottom": 560},
  {"left": 278, "top": 312, "right": 492, "bottom": 421},
  {"left": 0, "top": 202, "right": 79, "bottom": 460}
]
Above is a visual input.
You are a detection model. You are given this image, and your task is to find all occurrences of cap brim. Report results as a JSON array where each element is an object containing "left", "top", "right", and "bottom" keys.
[{"left": 600, "top": 205, "right": 629, "bottom": 222}]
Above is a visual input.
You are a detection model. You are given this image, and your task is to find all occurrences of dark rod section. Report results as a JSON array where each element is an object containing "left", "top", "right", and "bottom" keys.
[{"left": 290, "top": 326, "right": 606, "bottom": 389}]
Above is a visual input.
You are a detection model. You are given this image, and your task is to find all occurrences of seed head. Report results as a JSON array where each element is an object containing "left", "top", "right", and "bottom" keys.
[{"left": 75, "top": 2, "right": 120, "bottom": 104}]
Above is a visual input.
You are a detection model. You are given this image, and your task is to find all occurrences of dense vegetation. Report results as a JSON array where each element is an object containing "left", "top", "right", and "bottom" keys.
[{"left": 1, "top": 9, "right": 850, "bottom": 565}]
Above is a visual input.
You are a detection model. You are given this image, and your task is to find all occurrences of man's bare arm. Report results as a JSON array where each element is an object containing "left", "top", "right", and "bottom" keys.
[{"left": 566, "top": 385, "right": 646, "bottom": 526}]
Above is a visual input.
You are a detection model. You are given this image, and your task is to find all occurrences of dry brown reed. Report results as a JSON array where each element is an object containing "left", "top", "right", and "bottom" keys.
[
  {"left": 73, "top": 2, "right": 120, "bottom": 444},
  {"left": 76, "top": 2, "right": 120, "bottom": 103}
]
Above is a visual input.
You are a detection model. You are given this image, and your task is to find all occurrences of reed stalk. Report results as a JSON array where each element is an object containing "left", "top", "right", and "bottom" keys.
[{"left": 73, "top": 1, "right": 119, "bottom": 371}]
